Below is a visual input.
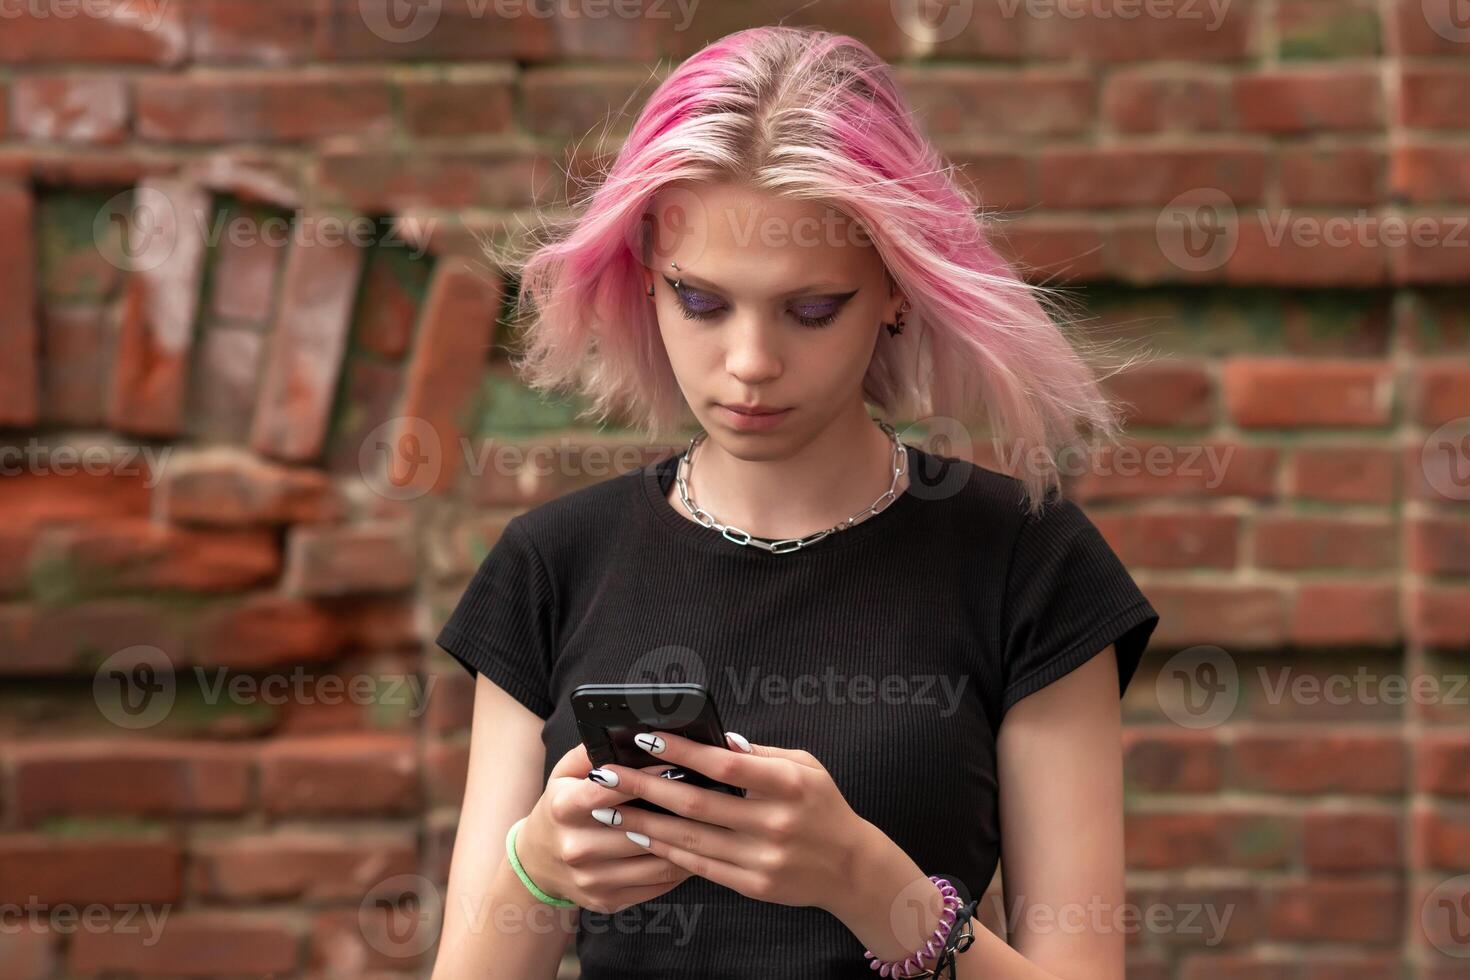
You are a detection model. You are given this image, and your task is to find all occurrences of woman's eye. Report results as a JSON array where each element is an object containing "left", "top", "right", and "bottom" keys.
[{"left": 665, "top": 278, "right": 846, "bottom": 328}]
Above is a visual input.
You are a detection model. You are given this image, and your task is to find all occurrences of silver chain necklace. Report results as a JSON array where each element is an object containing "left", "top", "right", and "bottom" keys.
[{"left": 673, "top": 417, "right": 908, "bottom": 554}]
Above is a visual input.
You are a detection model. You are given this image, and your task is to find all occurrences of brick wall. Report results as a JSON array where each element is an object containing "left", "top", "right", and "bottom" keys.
[{"left": 1, "top": 2, "right": 1469, "bottom": 977}]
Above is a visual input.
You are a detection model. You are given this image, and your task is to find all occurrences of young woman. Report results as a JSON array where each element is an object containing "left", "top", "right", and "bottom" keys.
[{"left": 432, "top": 26, "right": 1158, "bottom": 980}]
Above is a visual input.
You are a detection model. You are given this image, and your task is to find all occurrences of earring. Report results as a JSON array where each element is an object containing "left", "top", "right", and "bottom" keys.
[
  {"left": 883, "top": 301, "right": 908, "bottom": 337},
  {"left": 646, "top": 281, "right": 654, "bottom": 296}
]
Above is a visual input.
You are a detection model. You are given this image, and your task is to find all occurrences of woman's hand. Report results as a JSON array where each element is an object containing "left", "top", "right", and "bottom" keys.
[
  {"left": 584, "top": 730, "right": 867, "bottom": 914},
  {"left": 515, "top": 742, "right": 693, "bottom": 915}
]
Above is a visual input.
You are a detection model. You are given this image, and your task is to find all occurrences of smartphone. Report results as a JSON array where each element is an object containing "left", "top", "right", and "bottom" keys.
[{"left": 570, "top": 682, "right": 746, "bottom": 817}]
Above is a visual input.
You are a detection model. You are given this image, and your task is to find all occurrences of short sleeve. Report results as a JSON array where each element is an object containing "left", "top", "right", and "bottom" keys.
[
  {"left": 435, "top": 517, "right": 556, "bottom": 721},
  {"left": 999, "top": 495, "right": 1159, "bottom": 720}
]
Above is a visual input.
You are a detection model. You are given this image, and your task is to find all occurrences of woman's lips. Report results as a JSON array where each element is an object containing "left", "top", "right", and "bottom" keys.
[{"left": 716, "top": 404, "right": 792, "bottom": 431}]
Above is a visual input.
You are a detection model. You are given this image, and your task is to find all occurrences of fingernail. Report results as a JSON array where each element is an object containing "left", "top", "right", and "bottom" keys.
[
  {"left": 634, "top": 732, "right": 666, "bottom": 755},
  {"left": 587, "top": 767, "right": 620, "bottom": 787},
  {"left": 591, "top": 807, "right": 622, "bottom": 827},
  {"left": 626, "top": 831, "right": 651, "bottom": 847},
  {"left": 725, "top": 731, "right": 751, "bottom": 753}
]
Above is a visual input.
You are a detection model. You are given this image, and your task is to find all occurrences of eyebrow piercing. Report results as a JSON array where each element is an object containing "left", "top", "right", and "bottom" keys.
[{"left": 670, "top": 261, "right": 682, "bottom": 290}]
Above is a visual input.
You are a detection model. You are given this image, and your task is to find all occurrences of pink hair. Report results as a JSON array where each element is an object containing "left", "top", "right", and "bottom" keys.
[{"left": 489, "top": 25, "right": 1134, "bottom": 512}]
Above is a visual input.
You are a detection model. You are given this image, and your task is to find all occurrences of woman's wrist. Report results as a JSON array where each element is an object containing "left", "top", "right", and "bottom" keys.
[{"left": 827, "top": 818, "right": 949, "bottom": 976}]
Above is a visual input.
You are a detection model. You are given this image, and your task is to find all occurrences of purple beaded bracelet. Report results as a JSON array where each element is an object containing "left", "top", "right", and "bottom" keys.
[{"left": 862, "top": 875, "right": 964, "bottom": 978}]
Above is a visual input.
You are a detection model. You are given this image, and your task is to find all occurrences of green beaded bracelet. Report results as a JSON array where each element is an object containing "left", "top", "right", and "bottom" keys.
[{"left": 506, "top": 816, "right": 579, "bottom": 908}]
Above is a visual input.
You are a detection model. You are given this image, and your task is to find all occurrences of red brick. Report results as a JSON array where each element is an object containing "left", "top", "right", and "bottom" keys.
[
  {"left": 423, "top": 664, "right": 475, "bottom": 735},
  {"left": 1280, "top": 145, "right": 1384, "bottom": 207},
  {"left": 1232, "top": 70, "right": 1383, "bottom": 133},
  {"left": 1101, "top": 69, "right": 1226, "bottom": 133},
  {"left": 1092, "top": 512, "right": 1238, "bottom": 569},
  {"left": 1143, "top": 583, "right": 1289, "bottom": 648},
  {"left": 1290, "top": 582, "right": 1400, "bottom": 647},
  {"left": 1234, "top": 733, "right": 1405, "bottom": 794},
  {"left": 1301, "top": 956, "right": 1403, "bottom": 980},
  {"left": 188, "top": 327, "right": 266, "bottom": 442},
  {"left": 0, "top": 837, "right": 181, "bottom": 905},
  {"left": 50, "top": 519, "right": 281, "bottom": 593},
  {"left": 1401, "top": 67, "right": 1470, "bottom": 129},
  {"left": 402, "top": 68, "right": 517, "bottom": 137},
  {"left": 207, "top": 213, "right": 285, "bottom": 324},
  {"left": 314, "top": 0, "right": 556, "bottom": 61},
  {"left": 389, "top": 259, "right": 500, "bottom": 496},
  {"left": 12, "top": 75, "right": 128, "bottom": 143},
  {"left": 0, "top": 6, "right": 187, "bottom": 64},
  {"left": 1393, "top": 216, "right": 1470, "bottom": 284},
  {"left": 67, "top": 915, "right": 297, "bottom": 976},
  {"left": 311, "top": 905, "right": 436, "bottom": 974},
  {"left": 249, "top": 215, "right": 365, "bottom": 462},
  {"left": 0, "top": 463, "right": 152, "bottom": 531},
  {"left": 1123, "top": 730, "right": 1223, "bottom": 792},
  {"left": 1026, "top": 4, "right": 1253, "bottom": 61},
  {"left": 1303, "top": 811, "right": 1401, "bottom": 871},
  {"left": 282, "top": 523, "right": 416, "bottom": 596},
  {"left": 259, "top": 734, "right": 420, "bottom": 815},
  {"left": 1126, "top": 811, "right": 1297, "bottom": 869},
  {"left": 1410, "top": 585, "right": 1470, "bottom": 647},
  {"left": 0, "top": 528, "right": 40, "bottom": 597},
  {"left": 896, "top": 67, "right": 1093, "bottom": 137},
  {"left": 315, "top": 148, "right": 548, "bottom": 212},
  {"left": 1286, "top": 446, "right": 1398, "bottom": 504},
  {"left": 1039, "top": 148, "right": 1267, "bottom": 209},
  {"left": 1414, "top": 362, "right": 1470, "bottom": 425},
  {"left": 8, "top": 740, "right": 250, "bottom": 823},
  {"left": 0, "top": 184, "right": 38, "bottom": 426},
  {"left": 1223, "top": 359, "right": 1394, "bottom": 428},
  {"left": 1070, "top": 441, "right": 1279, "bottom": 501},
  {"left": 1277, "top": 0, "right": 1382, "bottom": 57},
  {"left": 1255, "top": 516, "right": 1398, "bottom": 570},
  {"left": 107, "top": 178, "right": 212, "bottom": 437},
  {"left": 1220, "top": 214, "right": 1390, "bottom": 287},
  {"left": 138, "top": 71, "right": 393, "bottom": 142},
  {"left": 189, "top": 0, "right": 319, "bottom": 64},
  {"left": 1409, "top": 518, "right": 1470, "bottom": 577},
  {"left": 160, "top": 448, "right": 342, "bottom": 526},
  {"left": 1266, "top": 880, "right": 1402, "bottom": 943},
  {"left": 989, "top": 218, "right": 1106, "bottom": 281},
  {"left": 191, "top": 830, "right": 416, "bottom": 900},
  {"left": 1419, "top": 733, "right": 1470, "bottom": 796},
  {"left": 1103, "top": 362, "right": 1214, "bottom": 428},
  {"left": 1415, "top": 808, "right": 1470, "bottom": 871},
  {"left": 190, "top": 594, "right": 416, "bottom": 669},
  {"left": 39, "top": 304, "right": 107, "bottom": 426},
  {"left": 0, "top": 601, "right": 184, "bottom": 676},
  {"left": 324, "top": 357, "right": 406, "bottom": 476},
  {"left": 0, "top": 930, "right": 54, "bottom": 980},
  {"left": 1391, "top": 144, "right": 1470, "bottom": 204},
  {"left": 352, "top": 249, "right": 429, "bottom": 360}
]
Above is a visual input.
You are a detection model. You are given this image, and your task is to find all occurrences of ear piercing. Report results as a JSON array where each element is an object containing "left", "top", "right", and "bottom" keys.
[
  {"left": 649, "top": 261, "right": 681, "bottom": 298},
  {"left": 884, "top": 300, "right": 909, "bottom": 337}
]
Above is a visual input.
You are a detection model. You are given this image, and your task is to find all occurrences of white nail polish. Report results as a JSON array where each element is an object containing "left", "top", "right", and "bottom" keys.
[
  {"left": 635, "top": 733, "right": 666, "bottom": 755},
  {"left": 725, "top": 731, "right": 751, "bottom": 753},
  {"left": 587, "top": 767, "right": 620, "bottom": 787},
  {"left": 626, "top": 831, "right": 651, "bottom": 847},
  {"left": 592, "top": 807, "right": 622, "bottom": 827}
]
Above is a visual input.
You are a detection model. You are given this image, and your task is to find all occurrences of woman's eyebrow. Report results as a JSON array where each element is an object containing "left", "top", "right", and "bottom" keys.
[{"left": 661, "top": 272, "right": 858, "bottom": 298}]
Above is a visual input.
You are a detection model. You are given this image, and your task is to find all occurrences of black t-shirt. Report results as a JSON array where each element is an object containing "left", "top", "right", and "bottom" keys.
[{"left": 436, "top": 440, "right": 1159, "bottom": 980}]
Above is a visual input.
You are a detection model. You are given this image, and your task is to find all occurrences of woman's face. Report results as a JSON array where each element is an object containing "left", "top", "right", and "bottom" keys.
[{"left": 643, "top": 181, "right": 906, "bottom": 450}]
